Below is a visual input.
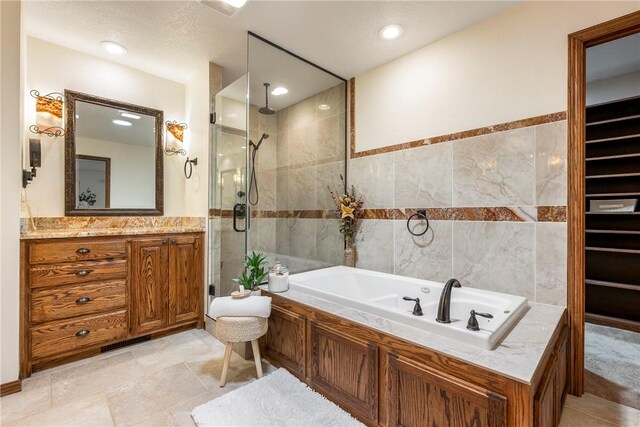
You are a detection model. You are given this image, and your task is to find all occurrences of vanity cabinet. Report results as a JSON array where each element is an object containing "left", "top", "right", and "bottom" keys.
[
  {"left": 131, "top": 234, "right": 203, "bottom": 334},
  {"left": 21, "top": 233, "right": 204, "bottom": 377},
  {"left": 261, "top": 291, "right": 569, "bottom": 427}
]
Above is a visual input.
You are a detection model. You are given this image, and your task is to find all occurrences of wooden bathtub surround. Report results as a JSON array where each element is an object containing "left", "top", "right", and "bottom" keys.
[
  {"left": 261, "top": 291, "right": 568, "bottom": 427},
  {"left": 20, "top": 232, "right": 204, "bottom": 377}
]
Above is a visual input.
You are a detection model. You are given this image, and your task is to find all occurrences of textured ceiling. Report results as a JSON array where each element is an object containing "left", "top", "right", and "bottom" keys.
[{"left": 24, "top": 1, "right": 518, "bottom": 85}]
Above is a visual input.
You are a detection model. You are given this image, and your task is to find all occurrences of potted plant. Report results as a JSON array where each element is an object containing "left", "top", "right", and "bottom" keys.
[
  {"left": 328, "top": 175, "right": 364, "bottom": 267},
  {"left": 238, "top": 251, "right": 268, "bottom": 295}
]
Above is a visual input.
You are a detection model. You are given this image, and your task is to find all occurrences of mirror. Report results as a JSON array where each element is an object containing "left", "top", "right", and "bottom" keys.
[{"left": 65, "top": 90, "right": 163, "bottom": 215}]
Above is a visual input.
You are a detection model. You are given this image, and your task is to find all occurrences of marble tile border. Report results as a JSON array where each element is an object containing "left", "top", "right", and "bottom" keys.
[
  {"left": 210, "top": 207, "right": 566, "bottom": 222},
  {"left": 348, "top": 77, "right": 566, "bottom": 159}
]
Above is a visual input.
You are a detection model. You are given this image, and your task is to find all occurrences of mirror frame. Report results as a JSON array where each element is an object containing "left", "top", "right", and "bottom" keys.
[{"left": 64, "top": 90, "right": 164, "bottom": 216}]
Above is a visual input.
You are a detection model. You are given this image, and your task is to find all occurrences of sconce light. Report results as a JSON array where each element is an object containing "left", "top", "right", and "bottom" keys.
[
  {"left": 29, "top": 90, "right": 65, "bottom": 137},
  {"left": 165, "top": 120, "right": 188, "bottom": 156},
  {"left": 23, "top": 139, "right": 42, "bottom": 188}
]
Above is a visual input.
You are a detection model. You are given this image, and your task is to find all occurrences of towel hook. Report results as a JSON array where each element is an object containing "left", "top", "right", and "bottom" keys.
[{"left": 407, "top": 209, "right": 430, "bottom": 236}]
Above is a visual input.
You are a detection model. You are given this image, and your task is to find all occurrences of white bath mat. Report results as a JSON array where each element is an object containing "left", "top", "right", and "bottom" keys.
[{"left": 191, "top": 368, "right": 364, "bottom": 427}]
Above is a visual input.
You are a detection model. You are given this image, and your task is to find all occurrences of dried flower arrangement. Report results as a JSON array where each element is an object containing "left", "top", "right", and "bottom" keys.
[{"left": 328, "top": 175, "right": 365, "bottom": 245}]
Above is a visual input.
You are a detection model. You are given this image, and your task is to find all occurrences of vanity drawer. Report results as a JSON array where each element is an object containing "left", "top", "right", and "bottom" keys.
[
  {"left": 30, "top": 259, "right": 127, "bottom": 289},
  {"left": 30, "top": 309, "right": 128, "bottom": 359},
  {"left": 31, "top": 280, "right": 127, "bottom": 323},
  {"left": 29, "top": 239, "right": 127, "bottom": 265}
]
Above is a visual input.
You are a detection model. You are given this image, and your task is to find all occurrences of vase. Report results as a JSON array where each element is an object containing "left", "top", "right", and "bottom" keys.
[{"left": 344, "top": 242, "right": 357, "bottom": 267}]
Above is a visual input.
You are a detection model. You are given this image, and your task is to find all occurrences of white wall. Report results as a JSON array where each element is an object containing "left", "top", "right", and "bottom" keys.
[
  {"left": 355, "top": 1, "right": 639, "bottom": 152},
  {"left": 23, "top": 37, "right": 187, "bottom": 216},
  {"left": 587, "top": 71, "right": 640, "bottom": 105},
  {"left": 0, "top": 0, "right": 24, "bottom": 385},
  {"left": 76, "top": 138, "right": 156, "bottom": 208}
]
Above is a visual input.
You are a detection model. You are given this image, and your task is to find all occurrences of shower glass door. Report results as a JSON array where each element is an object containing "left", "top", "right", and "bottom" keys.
[
  {"left": 208, "top": 74, "right": 249, "bottom": 303},
  {"left": 207, "top": 34, "right": 347, "bottom": 313}
]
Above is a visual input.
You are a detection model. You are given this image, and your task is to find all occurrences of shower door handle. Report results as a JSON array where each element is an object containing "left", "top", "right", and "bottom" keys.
[{"left": 233, "top": 203, "right": 247, "bottom": 233}]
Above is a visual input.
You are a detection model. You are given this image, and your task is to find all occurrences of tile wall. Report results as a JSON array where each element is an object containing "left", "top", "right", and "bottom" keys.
[{"left": 349, "top": 120, "right": 568, "bottom": 305}]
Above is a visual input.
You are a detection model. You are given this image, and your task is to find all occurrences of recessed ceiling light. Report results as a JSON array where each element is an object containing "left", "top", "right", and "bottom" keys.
[
  {"left": 379, "top": 24, "right": 404, "bottom": 41},
  {"left": 101, "top": 41, "right": 127, "bottom": 55},
  {"left": 221, "top": 0, "right": 247, "bottom": 8},
  {"left": 120, "top": 112, "right": 141, "bottom": 120},
  {"left": 271, "top": 87, "right": 288, "bottom": 96},
  {"left": 112, "top": 119, "right": 132, "bottom": 126},
  {"left": 318, "top": 104, "right": 331, "bottom": 111}
]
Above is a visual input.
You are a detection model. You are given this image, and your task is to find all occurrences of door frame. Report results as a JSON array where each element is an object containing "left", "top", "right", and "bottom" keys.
[{"left": 567, "top": 10, "right": 640, "bottom": 396}]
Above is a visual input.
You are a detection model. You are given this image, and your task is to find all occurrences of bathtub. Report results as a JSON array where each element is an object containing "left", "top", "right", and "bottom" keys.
[{"left": 288, "top": 266, "right": 528, "bottom": 350}]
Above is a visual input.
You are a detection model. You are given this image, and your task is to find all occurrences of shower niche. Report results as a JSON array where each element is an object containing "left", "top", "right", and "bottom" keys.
[{"left": 208, "top": 33, "right": 347, "bottom": 303}]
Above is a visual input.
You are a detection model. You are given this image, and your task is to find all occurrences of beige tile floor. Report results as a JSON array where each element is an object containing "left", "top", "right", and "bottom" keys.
[{"left": 1, "top": 329, "right": 638, "bottom": 427}]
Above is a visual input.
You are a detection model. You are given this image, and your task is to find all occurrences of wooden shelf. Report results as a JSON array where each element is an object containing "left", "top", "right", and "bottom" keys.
[
  {"left": 586, "top": 152, "right": 640, "bottom": 161},
  {"left": 586, "top": 192, "right": 640, "bottom": 197},
  {"left": 585, "top": 279, "right": 639, "bottom": 291},
  {"left": 585, "top": 229, "right": 640, "bottom": 235},
  {"left": 586, "top": 134, "right": 640, "bottom": 144},
  {"left": 585, "top": 172, "right": 640, "bottom": 179},
  {"left": 586, "top": 246, "right": 640, "bottom": 254},
  {"left": 586, "top": 114, "right": 640, "bottom": 127},
  {"left": 585, "top": 312, "right": 640, "bottom": 333}
]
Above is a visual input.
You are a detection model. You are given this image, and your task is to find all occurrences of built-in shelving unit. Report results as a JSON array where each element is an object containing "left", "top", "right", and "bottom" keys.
[{"left": 585, "top": 95, "right": 640, "bottom": 333}]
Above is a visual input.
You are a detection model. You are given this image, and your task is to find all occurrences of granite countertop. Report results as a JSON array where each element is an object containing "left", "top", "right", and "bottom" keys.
[
  {"left": 20, "top": 216, "right": 206, "bottom": 240},
  {"left": 261, "top": 286, "right": 566, "bottom": 384},
  {"left": 20, "top": 226, "right": 206, "bottom": 240}
]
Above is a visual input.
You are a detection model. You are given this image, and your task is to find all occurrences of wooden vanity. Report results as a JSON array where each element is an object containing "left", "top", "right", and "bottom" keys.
[
  {"left": 261, "top": 291, "right": 568, "bottom": 427},
  {"left": 20, "top": 232, "right": 204, "bottom": 377}
]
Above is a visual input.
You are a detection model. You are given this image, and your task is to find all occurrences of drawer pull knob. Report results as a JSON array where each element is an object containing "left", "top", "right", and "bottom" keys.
[
  {"left": 76, "top": 248, "right": 91, "bottom": 255},
  {"left": 75, "top": 329, "right": 90, "bottom": 337},
  {"left": 76, "top": 296, "right": 91, "bottom": 304},
  {"left": 76, "top": 270, "right": 92, "bottom": 277},
  {"left": 162, "top": 239, "right": 168, "bottom": 245},
  {"left": 171, "top": 239, "right": 177, "bottom": 244}
]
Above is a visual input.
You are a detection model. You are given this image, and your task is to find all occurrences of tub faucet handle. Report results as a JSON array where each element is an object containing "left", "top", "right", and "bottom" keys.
[
  {"left": 403, "top": 296, "right": 423, "bottom": 316},
  {"left": 466, "top": 310, "right": 494, "bottom": 331}
]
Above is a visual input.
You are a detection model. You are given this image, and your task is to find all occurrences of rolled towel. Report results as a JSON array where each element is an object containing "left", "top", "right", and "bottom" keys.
[{"left": 209, "top": 295, "right": 272, "bottom": 319}]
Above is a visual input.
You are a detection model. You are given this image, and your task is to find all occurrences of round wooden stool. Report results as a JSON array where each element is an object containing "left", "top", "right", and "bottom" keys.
[{"left": 215, "top": 316, "right": 268, "bottom": 387}]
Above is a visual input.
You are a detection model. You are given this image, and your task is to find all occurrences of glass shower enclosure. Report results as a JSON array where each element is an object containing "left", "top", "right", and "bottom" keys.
[{"left": 208, "top": 34, "right": 347, "bottom": 309}]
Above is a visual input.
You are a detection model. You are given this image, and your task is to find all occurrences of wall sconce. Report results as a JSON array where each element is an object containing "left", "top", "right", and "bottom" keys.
[
  {"left": 165, "top": 120, "right": 188, "bottom": 156},
  {"left": 29, "top": 90, "right": 65, "bottom": 137}
]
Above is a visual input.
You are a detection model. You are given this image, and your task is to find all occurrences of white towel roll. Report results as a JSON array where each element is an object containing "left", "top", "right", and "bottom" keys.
[{"left": 209, "top": 295, "right": 272, "bottom": 319}]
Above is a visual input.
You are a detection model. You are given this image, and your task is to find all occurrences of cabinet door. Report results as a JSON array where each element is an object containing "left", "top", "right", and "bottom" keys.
[
  {"left": 261, "top": 306, "right": 306, "bottom": 377},
  {"left": 168, "top": 235, "right": 203, "bottom": 325},
  {"left": 131, "top": 238, "right": 168, "bottom": 334},
  {"left": 388, "top": 353, "right": 507, "bottom": 427},
  {"left": 310, "top": 322, "right": 378, "bottom": 423}
]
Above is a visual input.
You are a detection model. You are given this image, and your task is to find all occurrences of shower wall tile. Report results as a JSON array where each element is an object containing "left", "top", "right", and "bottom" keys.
[
  {"left": 289, "top": 123, "right": 317, "bottom": 167},
  {"left": 255, "top": 135, "right": 277, "bottom": 173},
  {"left": 291, "top": 96, "right": 316, "bottom": 129},
  {"left": 535, "top": 222, "right": 567, "bottom": 306},
  {"left": 276, "top": 218, "right": 290, "bottom": 255},
  {"left": 256, "top": 170, "right": 276, "bottom": 211},
  {"left": 289, "top": 166, "right": 317, "bottom": 210},
  {"left": 349, "top": 152, "right": 394, "bottom": 208},
  {"left": 394, "top": 220, "right": 453, "bottom": 283},
  {"left": 316, "top": 161, "right": 345, "bottom": 210},
  {"left": 289, "top": 218, "right": 316, "bottom": 259},
  {"left": 255, "top": 218, "right": 277, "bottom": 254},
  {"left": 452, "top": 221, "right": 535, "bottom": 299},
  {"left": 394, "top": 143, "right": 453, "bottom": 208},
  {"left": 316, "top": 219, "right": 344, "bottom": 265},
  {"left": 317, "top": 114, "right": 346, "bottom": 164},
  {"left": 355, "top": 220, "right": 394, "bottom": 273},
  {"left": 535, "top": 121, "right": 567, "bottom": 206},
  {"left": 453, "top": 128, "right": 535, "bottom": 206},
  {"left": 276, "top": 131, "right": 289, "bottom": 168},
  {"left": 317, "top": 82, "right": 346, "bottom": 119},
  {"left": 276, "top": 170, "right": 289, "bottom": 211}
]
